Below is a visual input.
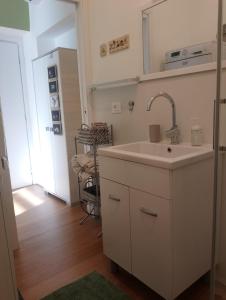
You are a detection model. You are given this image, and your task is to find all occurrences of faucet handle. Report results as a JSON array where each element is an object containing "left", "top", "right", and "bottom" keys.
[{"left": 165, "top": 126, "right": 180, "bottom": 144}]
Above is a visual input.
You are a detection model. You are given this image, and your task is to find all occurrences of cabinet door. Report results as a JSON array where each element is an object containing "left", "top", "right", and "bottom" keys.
[
  {"left": 101, "top": 178, "right": 131, "bottom": 272},
  {"left": 52, "top": 51, "right": 70, "bottom": 203},
  {"left": 130, "top": 189, "right": 172, "bottom": 300},
  {"left": 33, "top": 56, "right": 55, "bottom": 195}
]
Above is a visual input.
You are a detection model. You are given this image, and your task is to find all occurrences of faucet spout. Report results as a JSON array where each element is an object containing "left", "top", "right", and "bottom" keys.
[{"left": 146, "top": 92, "right": 180, "bottom": 144}]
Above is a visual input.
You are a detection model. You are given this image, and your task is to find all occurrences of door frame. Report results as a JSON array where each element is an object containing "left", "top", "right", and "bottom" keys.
[
  {"left": 0, "top": 29, "right": 33, "bottom": 186},
  {"left": 0, "top": 98, "right": 18, "bottom": 299},
  {"left": 0, "top": 192, "right": 18, "bottom": 300},
  {"left": 210, "top": 0, "right": 223, "bottom": 299}
]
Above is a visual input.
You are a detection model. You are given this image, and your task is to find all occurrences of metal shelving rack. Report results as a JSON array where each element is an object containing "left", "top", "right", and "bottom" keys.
[{"left": 74, "top": 124, "right": 113, "bottom": 225}]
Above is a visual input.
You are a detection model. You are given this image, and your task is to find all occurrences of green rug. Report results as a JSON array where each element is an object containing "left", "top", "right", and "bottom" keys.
[{"left": 41, "top": 272, "right": 131, "bottom": 300}]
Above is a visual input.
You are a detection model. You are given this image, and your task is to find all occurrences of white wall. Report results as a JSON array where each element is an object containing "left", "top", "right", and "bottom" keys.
[
  {"left": 92, "top": 70, "right": 215, "bottom": 145},
  {"left": 37, "top": 26, "right": 77, "bottom": 56},
  {"left": 29, "top": 0, "right": 75, "bottom": 36},
  {"left": 36, "top": 36, "right": 55, "bottom": 56},
  {"left": 89, "top": 0, "right": 148, "bottom": 84},
  {"left": 55, "top": 28, "right": 77, "bottom": 50},
  {"left": 30, "top": 0, "right": 77, "bottom": 55}
]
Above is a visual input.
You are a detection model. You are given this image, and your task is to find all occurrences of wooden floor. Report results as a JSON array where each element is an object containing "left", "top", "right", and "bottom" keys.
[{"left": 13, "top": 185, "right": 226, "bottom": 300}]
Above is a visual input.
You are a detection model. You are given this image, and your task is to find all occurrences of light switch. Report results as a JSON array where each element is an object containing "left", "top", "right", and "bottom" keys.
[{"left": 112, "top": 102, "right": 121, "bottom": 114}]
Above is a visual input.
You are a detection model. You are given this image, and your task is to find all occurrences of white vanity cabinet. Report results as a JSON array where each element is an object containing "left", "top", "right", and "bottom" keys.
[{"left": 99, "top": 153, "right": 213, "bottom": 300}]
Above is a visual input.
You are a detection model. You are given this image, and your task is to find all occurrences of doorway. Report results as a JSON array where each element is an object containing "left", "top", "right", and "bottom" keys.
[{"left": 0, "top": 41, "right": 32, "bottom": 190}]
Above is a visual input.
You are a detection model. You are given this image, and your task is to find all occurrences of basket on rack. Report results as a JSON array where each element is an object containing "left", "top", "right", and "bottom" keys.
[
  {"left": 79, "top": 176, "right": 100, "bottom": 217},
  {"left": 80, "top": 176, "right": 100, "bottom": 204},
  {"left": 77, "top": 123, "right": 112, "bottom": 145}
]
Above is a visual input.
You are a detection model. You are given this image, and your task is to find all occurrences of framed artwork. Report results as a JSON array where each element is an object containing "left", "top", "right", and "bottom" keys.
[
  {"left": 53, "top": 123, "right": 63, "bottom": 135},
  {"left": 51, "top": 110, "right": 61, "bottom": 122},
  {"left": 49, "top": 80, "right": 58, "bottom": 94},
  {"left": 48, "top": 65, "right": 57, "bottom": 79},
  {"left": 50, "top": 94, "right": 60, "bottom": 109},
  {"left": 109, "top": 34, "right": 130, "bottom": 54}
]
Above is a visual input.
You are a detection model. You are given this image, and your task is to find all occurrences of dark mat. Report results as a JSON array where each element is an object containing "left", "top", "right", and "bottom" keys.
[{"left": 41, "top": 272, "right": 131, "bottom": 300}]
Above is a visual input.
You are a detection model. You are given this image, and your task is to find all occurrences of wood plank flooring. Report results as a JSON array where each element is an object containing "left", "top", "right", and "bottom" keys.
[{"left": 13, "top": 185, "right": 226, "bottom": 300}]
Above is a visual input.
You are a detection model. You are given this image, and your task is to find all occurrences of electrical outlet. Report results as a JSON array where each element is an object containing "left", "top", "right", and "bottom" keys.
[{"left": 112, "top": 102, "right": 121, "bottom": 114}]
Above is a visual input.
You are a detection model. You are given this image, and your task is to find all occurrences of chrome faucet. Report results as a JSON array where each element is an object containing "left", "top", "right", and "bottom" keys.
[{"left": 146, "top": 92, "right": 180, "bottom": 144}]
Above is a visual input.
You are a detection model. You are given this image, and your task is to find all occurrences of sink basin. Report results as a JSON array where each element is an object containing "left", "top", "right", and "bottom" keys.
[{"left": 98, "top": 142, "right": 213, "bottom": 169}]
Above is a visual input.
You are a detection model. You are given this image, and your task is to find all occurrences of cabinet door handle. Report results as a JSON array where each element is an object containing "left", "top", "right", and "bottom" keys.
[
  {"left": 140, "top": 207, "right": 158, "bottom": 218},
  {"left": 109, "top": 194, "right": 120, "bottom": 202}
]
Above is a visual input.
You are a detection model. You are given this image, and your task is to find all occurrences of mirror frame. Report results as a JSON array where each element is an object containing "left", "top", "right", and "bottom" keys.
[
  {"left": 141, "top": 0, "right": 168, "bottom": 74},
  {"left": 139, "top": 0, "right": 220, "bottom": 82}
]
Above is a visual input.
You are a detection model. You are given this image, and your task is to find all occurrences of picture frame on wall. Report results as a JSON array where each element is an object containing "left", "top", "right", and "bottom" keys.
[
  {"left": 48, "top": 65, "right": 57, "bottom": 79},
  {"left": 50, "top": 94, "right": 60, "bottom": 109},
  {"left": 51, "top": 110, "right": 61, "bottom": 122},
  {"left": 53, "top": 123, "right": 63, "bottom": 135},
  {"left": 49, "top": 80, "right": 58, "bottom": 94}
]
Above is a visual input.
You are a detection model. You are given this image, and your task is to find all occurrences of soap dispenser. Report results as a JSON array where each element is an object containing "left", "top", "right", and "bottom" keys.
[{"left": 191, "top": 119, "right": 203, "bottom": 146}]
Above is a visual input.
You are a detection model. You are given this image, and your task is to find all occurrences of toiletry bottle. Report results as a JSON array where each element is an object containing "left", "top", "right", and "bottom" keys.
[{"left": 191, "top": 120, "right": 203, "bottom": 146}]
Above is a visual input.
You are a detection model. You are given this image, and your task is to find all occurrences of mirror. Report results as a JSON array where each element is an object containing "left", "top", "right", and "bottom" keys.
[{"left": 142, "top": 0, "right": 219, "bottom": 75}]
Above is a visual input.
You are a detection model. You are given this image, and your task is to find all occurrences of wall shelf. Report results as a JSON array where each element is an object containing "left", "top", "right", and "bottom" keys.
[
  {"left": 89, "top": 61, "right": 226, "bottom": 92},
  {"left": 140, "top": 61, "right": 226, "bottom": 83},
  {"left": 89, "top": 76, "right": 140, "bottom": 92}
]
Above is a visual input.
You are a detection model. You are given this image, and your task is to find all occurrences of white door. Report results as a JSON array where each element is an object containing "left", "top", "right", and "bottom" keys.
[
  {"left": 0, "top": 105, "right": 18, "bottom": 300},
  {"left": 0, "top": 41, "right": 32, "bottom": 189}
]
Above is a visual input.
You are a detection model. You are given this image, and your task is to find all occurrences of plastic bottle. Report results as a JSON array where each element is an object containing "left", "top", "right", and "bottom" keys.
[{"left": 191, "top": 119, "right": 203, "bottom": 146}]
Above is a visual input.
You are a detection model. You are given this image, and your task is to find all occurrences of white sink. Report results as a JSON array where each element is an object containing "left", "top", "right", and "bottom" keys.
[{"left": 98, "top": 142, "right": 213, "bottom": 169}]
